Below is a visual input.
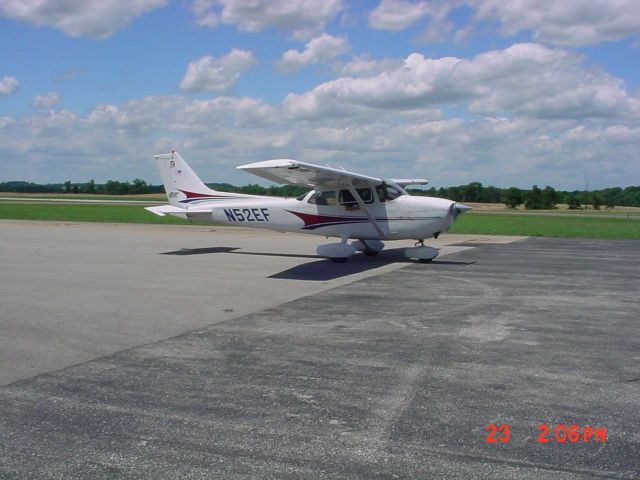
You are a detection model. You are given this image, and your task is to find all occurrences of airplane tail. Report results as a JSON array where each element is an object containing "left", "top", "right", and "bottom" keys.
[{"left": 153, "top": 150, "right": 246, "bottom": 208}]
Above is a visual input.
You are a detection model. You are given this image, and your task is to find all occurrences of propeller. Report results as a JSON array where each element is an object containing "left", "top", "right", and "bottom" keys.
[{"left": 450, "top": 202, "right": 472, "bottom": 219}]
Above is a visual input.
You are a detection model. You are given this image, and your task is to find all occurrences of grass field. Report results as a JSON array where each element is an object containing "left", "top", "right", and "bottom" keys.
[
  {"left": 449, "top": 212, "right": 640, "bottom": 239},
  {"left": 0, "top": 193, "right": 164, "bottom": 202},
  {"left": 0, "top": 203, "right": 190, "bottom": 225},
  {"left": 0, "top": 202, "right": 638, "bottom": 239}
]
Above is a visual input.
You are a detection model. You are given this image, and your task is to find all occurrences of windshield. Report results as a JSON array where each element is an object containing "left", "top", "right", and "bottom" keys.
[{"left": 376, "top": 183, "right": 404, "bottom": 202}]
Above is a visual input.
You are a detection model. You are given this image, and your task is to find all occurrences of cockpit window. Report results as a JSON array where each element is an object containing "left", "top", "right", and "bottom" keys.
[
  {"left": 296, "top": 192, "right": 308, "bottom": 201},
  {"left": 376, "top": 183, "right": 404, "bottom": 202},
  {"left": 308, "top": 190, "right": 337, "bottom": 205}
]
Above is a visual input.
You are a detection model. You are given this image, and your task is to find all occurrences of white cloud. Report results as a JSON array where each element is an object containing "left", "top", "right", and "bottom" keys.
[
  {"left": 368, "top": 0, "right": 456, "bottom": 43},
  {"left": 33, "top": 91, "right": 61, "bottom": 109},
  {"left": 278, "top": 34, "right": 349, "bottom": 72},
  {"left": 180, "top": 49, "right": 256, "bottom": 93},
  {"left": 284, "top": 44, "right": 640, "bottom": 120},
  {"left": 415, "top": 1, "right": 454, "bottom": 43},
  {"left": 334, "top": 55, "right": 402, "bottom": 76},
  {"left": 1, "top": 90, "right": 638, "bottom": 189},
  {"left": 0, "top": 0, "right": 168, "bottom": 39},
  {"left": 191, "top": 0, "right": 218, "bottom": 27},
  {"left": 368, "top": 0, "right": 429, "bottom": 31},
  {"left": 1, "top": 44, "right": 638, "bottom": 189},
  {"left": 368, "top": 0, "right": 640, "bottom": 46},
  {"left": 193, "top": 0, "right": 342, "bottom": 40},
  {"left": 0, "top": 75, "right": 19, "bottom": 95},
  {"left": 473, "top": 0, "right": 640, "bottom": 46}
]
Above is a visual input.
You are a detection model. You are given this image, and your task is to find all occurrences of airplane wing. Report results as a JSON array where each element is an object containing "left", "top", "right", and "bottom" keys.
[{"left": 236, "top": 159, "right": 382, "bottom": 188}]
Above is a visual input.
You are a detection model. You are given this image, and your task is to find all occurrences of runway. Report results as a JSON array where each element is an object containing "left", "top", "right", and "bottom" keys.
[
  {"left": 0, "top": 220, "right": 638, "bottom": 478},
  {"left": 0, "top": 220, "right": 504, "bottom": 386}
]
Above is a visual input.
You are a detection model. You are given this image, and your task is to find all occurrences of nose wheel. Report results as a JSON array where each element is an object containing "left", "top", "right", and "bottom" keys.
[{"left": 405, "top": 239, "right": 439, "bottom": 263}]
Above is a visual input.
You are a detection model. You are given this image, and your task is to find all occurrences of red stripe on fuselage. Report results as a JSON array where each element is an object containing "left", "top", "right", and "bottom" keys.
[
  {"left": 286, "top": 210, "right": 369, "bottom": 229},
  {"left": 178, "top": 189, "right": 234, "bottom": 199}
]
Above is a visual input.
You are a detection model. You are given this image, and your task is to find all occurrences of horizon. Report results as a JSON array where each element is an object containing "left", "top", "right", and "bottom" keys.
[{"left": 2, "top": 177, "right": 638, "bottom": 194}]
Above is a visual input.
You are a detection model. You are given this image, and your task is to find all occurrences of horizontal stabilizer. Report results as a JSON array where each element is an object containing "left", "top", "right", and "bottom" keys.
[
  {"left": 145, "top": 205, "right": 212, "bottom": 217},
  {"left": 389, "top": 178, "right": 429, "bottom": 186}
]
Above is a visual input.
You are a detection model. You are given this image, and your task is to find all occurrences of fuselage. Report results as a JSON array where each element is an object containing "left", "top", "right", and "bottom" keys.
[{"left": 177, "top": 188, "right": 456, "bottom": 241}]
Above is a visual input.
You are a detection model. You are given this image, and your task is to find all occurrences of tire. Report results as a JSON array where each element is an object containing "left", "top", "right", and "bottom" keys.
[
  {"left": 363, "top": 250, "right": 379, "bottom": 257},
  {"left": 331, "top": 257, "right": 349, "bottom": 263},
  {"left": 418, "top": 258, "right": 433, "bottom": 263}
]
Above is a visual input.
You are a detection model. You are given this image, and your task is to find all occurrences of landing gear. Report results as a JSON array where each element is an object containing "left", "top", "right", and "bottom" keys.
[
  {"left": 404, "top": 239, "right": 439, "bottom": 263},
  {"left": 317, "top": 235, "right": 356, "bottom": 262},
  {"left": 352, "top": 239, "right": 384, "bottom": 256}
]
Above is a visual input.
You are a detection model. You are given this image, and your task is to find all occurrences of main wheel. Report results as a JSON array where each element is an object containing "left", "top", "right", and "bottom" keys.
[
  {"left": 331, "top": 257, "right": 349, "bottom": 263},
  {"left": 363, "top": 250, "right": 379, "bottom": 257},
  {"left": 418, "top": 258, "right": 433, "bottom": 263}
]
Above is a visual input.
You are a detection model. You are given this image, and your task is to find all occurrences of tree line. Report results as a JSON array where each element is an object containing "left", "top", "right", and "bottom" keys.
[
  {"left": 407, "top": 183, "right": 640, "bottom": 209},
  {"left": 1, "top": 179, "right": 639, "bottom": 208}
]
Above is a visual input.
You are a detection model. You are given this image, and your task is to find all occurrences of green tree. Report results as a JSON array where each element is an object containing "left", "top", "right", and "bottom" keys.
[
  {"left": 461, "top": 182, "right": 483, "bottom": 202},
  {"left": 567, "top": 195, "right": 581, "bottom": 209},
  {"left": 525, "top": 185, "right": 544, "bottom": 209},
  {"left": 541, "top": 186, "right": 559, "bottom": 209},
  {"left": 603, "top": 193, "right": 615, "bottom": 210},
  {"left": 131, "top": 178, "right": 147, "bottom": 194},
  {"left": 63, "top": 180, "right": 72, "bottom": 193},
  {"left": 83, "top": 179, "right": 96, "bottom": 194},
  {"left": 239, "top": 183, "right": 267, "bottom": 195},
  {"left": 502, "top": 187, "right": 523, "bottom": 208},
  {"left": 592, "top": 192, "right": 601, "bottom": 210}
]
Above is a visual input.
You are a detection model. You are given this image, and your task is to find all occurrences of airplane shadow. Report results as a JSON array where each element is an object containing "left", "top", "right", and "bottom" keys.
[
  {"left": 269, "top": 249, "right": 475, "bottom": 281},
  {"left": 161, "top": 246, "right": 317, "bottom": 259},
  {"left": 162, "top": 247, "right": 240, "bottom": 256},
  {"left": 160, "top": 246, "right": 475, "bottom": 281}
]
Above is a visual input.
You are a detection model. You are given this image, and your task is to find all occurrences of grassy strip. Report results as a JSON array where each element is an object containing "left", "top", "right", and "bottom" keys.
[
  {"left": 450, "top": 212, "right": 640, "bottom": 240},
  {"left": 0, "top": 203, "right": 195, "bottom": 225},
  {"left": 1, "top": 203, "right": 639, "bottom": 239},
  {"left": 0, "top": 193, "right": 165, "bottom": 202},
  {"left": 471, "top": 209, "right": 640, "bottom": 217}
]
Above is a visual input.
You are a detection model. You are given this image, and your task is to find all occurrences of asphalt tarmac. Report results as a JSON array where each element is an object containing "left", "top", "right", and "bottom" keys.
[{"left": 0, "top": 221, "right": 638, "bottom": 479}]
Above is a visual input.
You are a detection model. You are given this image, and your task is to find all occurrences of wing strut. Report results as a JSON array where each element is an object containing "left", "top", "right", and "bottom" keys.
[{"left": 346, "top": 183, "right": 384, "bottom": 237}]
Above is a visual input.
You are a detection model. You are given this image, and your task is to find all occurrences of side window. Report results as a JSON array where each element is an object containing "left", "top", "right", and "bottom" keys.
[
  {"left": 308, "top": 190, "right": 336, "bottom": 205},
  {"left": 376, "top": 185, "right": 386, "bottom": 202},
  {"left": 339, "top": 189, "right": 356, "bottom": 205},
  {"left": 357, "top": 188, "right": 373, "bottom": 203},
  {"left": 339, "top": 188, "right": 373, "bottom": 205}
]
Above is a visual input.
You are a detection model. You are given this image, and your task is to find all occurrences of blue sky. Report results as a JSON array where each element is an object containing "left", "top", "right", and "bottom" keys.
[{"left": 1, "top": 0, "right": 639, "bottom": 189}]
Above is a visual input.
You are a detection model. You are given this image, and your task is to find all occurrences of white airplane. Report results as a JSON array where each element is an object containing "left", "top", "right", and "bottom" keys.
[{"left": 146, "top": 151, "right": 471, "bottom": 262}]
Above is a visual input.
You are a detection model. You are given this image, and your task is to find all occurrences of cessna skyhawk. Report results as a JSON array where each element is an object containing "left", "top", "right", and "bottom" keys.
[{"left": 146, "top": 151, "right": 471, "bottom": 262}]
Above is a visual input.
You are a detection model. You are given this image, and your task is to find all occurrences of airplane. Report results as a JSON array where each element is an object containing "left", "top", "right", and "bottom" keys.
[{"left": 146, "top": 150, "right": 471, "bottom": 263}]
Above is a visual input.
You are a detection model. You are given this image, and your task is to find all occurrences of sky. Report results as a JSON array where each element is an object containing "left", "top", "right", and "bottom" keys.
[{"left": 1, "top": 0, "right": 639, "bottom": 190}]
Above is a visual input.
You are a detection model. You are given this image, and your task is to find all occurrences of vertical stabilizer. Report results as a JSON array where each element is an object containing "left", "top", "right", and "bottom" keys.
[{"left": 154, "top": 151, "right": 215, "bottom": 207}]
